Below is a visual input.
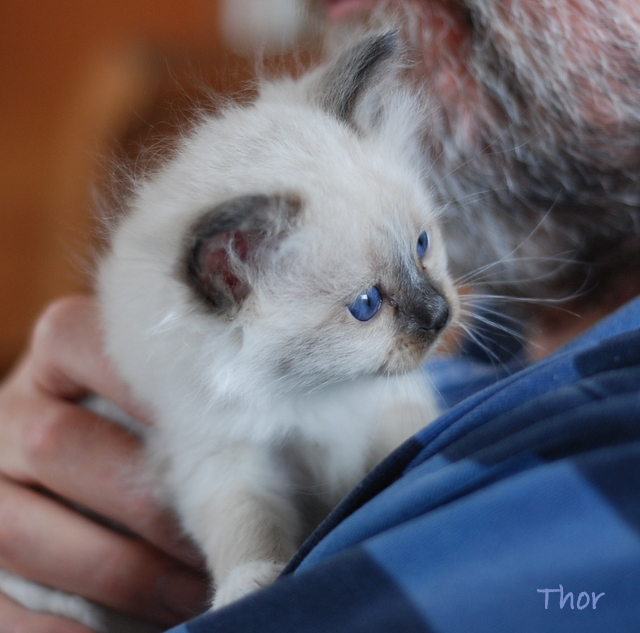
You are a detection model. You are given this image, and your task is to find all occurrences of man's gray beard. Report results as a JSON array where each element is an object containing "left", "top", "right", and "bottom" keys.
[{"left": 325, "top": 0, "right": 640, "bottom": 304}]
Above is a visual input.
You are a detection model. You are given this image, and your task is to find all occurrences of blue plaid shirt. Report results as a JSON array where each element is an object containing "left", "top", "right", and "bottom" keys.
[{"left": 167, "top": 295, "right": 640, "bottom": 632}]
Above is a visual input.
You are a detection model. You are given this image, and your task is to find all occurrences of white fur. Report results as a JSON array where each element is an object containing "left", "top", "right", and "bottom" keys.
[
  {"left": 0, "top": 34, "right": 456, "bottom": 629},
  {"left": 0, "top": 569, "right": 161, "bottom": 633},
  {"left": 96, "top": 50, "right": 455, "bottom": 610}
]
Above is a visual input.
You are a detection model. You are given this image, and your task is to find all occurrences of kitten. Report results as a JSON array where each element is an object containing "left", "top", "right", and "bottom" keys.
[{"left": 0, "top": 30, "right": 457, "bottom": 629}]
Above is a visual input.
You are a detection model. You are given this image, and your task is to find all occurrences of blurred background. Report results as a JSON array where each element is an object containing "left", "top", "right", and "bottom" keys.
[{"left": 0, "top": 0, "right": 315, "bottom": 376}]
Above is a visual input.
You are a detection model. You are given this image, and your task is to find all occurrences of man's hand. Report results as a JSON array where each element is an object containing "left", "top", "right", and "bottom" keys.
[{"left": 0, "top": 296, "right": 208, "bottom": 632}]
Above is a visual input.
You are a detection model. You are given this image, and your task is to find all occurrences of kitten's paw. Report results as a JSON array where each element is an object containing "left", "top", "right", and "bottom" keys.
[{"left": 212, "top": 561, "right": 285, "bottom": 610}]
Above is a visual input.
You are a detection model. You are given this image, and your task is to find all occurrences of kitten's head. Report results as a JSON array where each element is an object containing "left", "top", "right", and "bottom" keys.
[{"left": 99, "top": 32, "right": 458, "bottom": 401}]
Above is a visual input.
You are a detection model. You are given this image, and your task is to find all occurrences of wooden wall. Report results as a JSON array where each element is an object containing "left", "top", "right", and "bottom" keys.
[{"left": 0, "top": 0, "right": 258, "bottom": 375}]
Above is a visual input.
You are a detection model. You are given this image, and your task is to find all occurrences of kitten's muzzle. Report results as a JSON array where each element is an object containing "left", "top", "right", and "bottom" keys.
[
  {"left": 428, "top": 296, "right": 450, "bottom": 333},
  {"left": 384, "top": 286, "right": 451, "bottom": 375},
  {"left": 398, "top": 283, "right": 450, "bottom": 341}
]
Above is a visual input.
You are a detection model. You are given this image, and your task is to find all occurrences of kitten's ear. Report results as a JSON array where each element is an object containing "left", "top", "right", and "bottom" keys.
[
  {"left": 314, "top": 30, "right": 401, "bottom": 131},
  {"left": 185, "top": 193, "right": 301, "bottom": 315}
]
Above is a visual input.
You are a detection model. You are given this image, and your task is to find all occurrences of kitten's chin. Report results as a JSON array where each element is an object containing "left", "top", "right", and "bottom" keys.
[
  {"left": 380, "top": 358, "right": 424, "bottom": 376},
  {"left": 380, "top": 339, "right": 438, "bottom": 375}
]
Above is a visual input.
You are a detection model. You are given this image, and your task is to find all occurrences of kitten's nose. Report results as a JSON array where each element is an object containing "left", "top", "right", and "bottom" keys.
[
  {"left": 401, "top": 283, "right": 450, "bottom": 338},
  {"left": 427, "top": 294, "right": 450, "bottom": 333},
  {"left": 415, "top": 292, "right": 449, "bottom": 334}
]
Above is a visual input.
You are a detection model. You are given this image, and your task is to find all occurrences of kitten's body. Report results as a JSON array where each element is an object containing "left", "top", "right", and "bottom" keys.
[{"left": 0, "top": 32, "right": 456, "bottom": 629}]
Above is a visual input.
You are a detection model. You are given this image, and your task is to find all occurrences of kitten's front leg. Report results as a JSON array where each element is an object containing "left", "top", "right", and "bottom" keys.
[
  {"left": 173, "top": 445, "right": 300, "bottom": 610},
  {"left": 212, "top": 558, "right": 285, "bottom": 609},
  {"left": 208, "top": 485, "right": 300, "bottom": 609}
]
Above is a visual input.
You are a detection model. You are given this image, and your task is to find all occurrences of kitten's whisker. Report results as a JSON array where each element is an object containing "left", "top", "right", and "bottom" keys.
[
  {"left": 457, "top": 266, "right": 577, "bottom": 290},
  {"left": 460, "top": 292, "right": 584, "bottom": 317},
  {"left": 454, "top": 251, "right": 577, "bottom": 287},
  {"left": 457, "top": 310, "right": 521, "bottom": 340},
  {"left": 455, "top": 322, "right": 505, "bottom": 365},
  {"left": 421, "top": 368, "right": 444, "bottom": 412},
  {"left": 457, "top": 302, "right": 525, "bottom": 327},
  {"left": 451, "top": 192, "right": 562, "bottom": 285},
  {"left": 457, "top": 305, "right": 524, "bottom": 334}
]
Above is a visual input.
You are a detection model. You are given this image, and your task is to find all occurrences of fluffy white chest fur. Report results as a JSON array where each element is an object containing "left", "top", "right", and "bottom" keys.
[{"left": 0, "top": 31, "right": 457, "bottom": 630}]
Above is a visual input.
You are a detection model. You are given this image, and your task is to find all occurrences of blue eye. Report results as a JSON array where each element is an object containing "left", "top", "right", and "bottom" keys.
[
  {"left": 348, "top": 286, "right": 382, "bottom": 322},
  {"left": 417, "top": 230, "right": 430, "bottom": 258}
]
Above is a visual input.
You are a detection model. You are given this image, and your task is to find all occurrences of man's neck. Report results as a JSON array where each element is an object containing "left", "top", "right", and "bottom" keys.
[{"left": 526, "top": 276, "right": 640, "bottom": 361}]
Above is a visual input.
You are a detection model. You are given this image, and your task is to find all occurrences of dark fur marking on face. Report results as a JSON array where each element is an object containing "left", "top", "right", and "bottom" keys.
[
  {"left": 184, "top": 193, "right": 302, "bottom": 316},
  {"left": 395, "top": 277, "right": 449, "bottom": 343},
  {"left": 407, "top": 274, "right": 448, "bottom": 325},
  {"left": 382, "top": 251, "right": 450, "bottom": 370}
]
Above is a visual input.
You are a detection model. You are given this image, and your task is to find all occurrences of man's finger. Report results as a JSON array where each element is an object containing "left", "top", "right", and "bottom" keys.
[
  {"left": 0, "top": 476, "right": 208, "bottom": 625},
  {"left": 0, "top": 388, "right": 200, "bottom": 566},
  {"left": 0, "top": 589, "right": 97, "bottom": 633},
  {"left": 28, "top": 295, "right": 152, "bottom": 423}
]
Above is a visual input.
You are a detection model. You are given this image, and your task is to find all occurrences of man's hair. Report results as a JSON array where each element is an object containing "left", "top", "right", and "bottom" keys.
[{"left": 346, "top": 0, "right": 640, "bottom": 304}]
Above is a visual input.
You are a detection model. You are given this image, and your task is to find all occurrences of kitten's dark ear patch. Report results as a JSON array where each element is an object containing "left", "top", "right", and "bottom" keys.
[
  {"left": 185, "top": 193, "right": 301, "bottom": 315},
  {"left": 316, "top": 31, "right": 400, "bottom": 129}
]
